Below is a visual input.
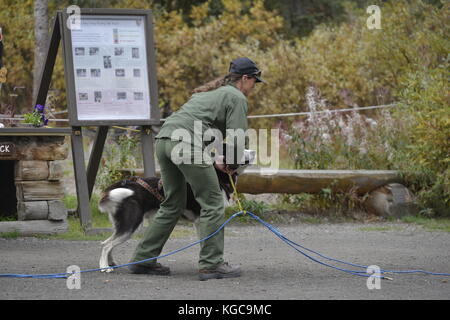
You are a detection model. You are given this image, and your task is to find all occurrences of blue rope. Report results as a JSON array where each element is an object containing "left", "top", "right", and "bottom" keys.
[
  {"left": 244, "top": 211, "right": 450, "bottom": 279},
  {"left": 0, "top": 212, "right": 242, "bottom": 279},
  {"left": 1, "top": 210, "right": 449, "bottom": 280}
]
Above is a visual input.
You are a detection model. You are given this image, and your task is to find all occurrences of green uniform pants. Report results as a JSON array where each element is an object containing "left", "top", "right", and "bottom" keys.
[{"left": 131, "top": 138, "right": 225, "bottom": 270}]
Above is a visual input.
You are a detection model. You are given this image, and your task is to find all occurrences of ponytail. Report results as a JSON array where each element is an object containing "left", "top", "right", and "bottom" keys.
[{"left": 192, "top": 73, "right": 242, "bottom": 93}]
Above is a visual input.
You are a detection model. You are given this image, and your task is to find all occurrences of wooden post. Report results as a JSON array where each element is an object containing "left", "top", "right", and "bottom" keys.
[
  {"left": 71, "top": 127, "right": 91, "bottom": 229},
  {"left": 141, "top": 125, "right": 156, "bottom": 177},
  {"left": 86, "top": 126, "right": 108, "bottom": 198}
]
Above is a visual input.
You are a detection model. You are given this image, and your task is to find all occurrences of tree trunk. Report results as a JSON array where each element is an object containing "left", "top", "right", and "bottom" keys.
[{"left": 33, "top": 0, "right": 49, "bottom": 106}]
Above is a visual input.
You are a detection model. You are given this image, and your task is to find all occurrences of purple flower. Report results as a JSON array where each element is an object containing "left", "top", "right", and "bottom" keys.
[
  {"left": 34, "top": 104, "right": 45, "bottom": 113},
  {"left": 41, "top": 114, "right": 49, "bottom": 126}
]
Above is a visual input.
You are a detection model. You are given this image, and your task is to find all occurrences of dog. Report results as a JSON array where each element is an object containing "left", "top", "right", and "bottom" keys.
[{"left": 98, "top": 148, "right": 256, "bottom": 272}]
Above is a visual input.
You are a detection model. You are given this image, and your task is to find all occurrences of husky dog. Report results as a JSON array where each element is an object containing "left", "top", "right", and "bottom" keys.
[{"left": 98, "top": 149, "right": 256, "bottom": 272}]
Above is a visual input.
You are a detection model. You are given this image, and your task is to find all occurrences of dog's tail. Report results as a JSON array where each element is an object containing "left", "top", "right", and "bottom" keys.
[{"left": 98, "top": 188, "right": 134, "bottom": 214}]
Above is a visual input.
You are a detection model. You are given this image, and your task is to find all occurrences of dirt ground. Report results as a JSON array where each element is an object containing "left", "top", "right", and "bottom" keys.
[{"left": 0, "top": 220, "right": 449, "bottom": 301}]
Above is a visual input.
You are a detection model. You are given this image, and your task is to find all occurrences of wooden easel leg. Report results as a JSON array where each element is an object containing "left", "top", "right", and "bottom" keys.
[
  {"left": 86, "top": 126, "right": 108, "bottom": 198},
  {"left": 71, "top": 126, "right": 92, "bottom": 230},
  {"left": 141, "top": 125, "right": 156, "bottom": 177}
]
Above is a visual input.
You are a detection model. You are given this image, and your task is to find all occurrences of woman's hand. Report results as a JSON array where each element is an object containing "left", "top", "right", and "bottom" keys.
[{"left": 214, "top": 156, "right": 236, "bottom": 174}]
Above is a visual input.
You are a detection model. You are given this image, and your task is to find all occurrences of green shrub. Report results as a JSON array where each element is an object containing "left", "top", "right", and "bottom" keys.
[
  {"left": 1, "top": 0, "right": 447, "bottom": 215},
  {"left": 394, "top": 62, "right": 450, "bottom": 215},
  {"left": 280, "top": 0, "right": 449, "bottom": 215},
  {"left": 96, "top": 133, "right": 141, "bottom": 191}
]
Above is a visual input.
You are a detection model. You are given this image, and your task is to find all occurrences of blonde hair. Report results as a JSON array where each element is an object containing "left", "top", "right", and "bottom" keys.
[{"left": 192, "top": 73, "right": 243, "bottom": 93}]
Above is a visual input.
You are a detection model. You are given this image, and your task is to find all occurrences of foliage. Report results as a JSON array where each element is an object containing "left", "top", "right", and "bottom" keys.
[
  {"left": 0, "top": 0, "right": 34, "bottom": 109},
  {"left": 278, "top": 0, "right": 450, "bottom": 215},
  {"left": 96, "top": 132, "right": 141, "bottom": 191},
  {"left": 394, "top": 61, "right": 450, "bottom": 214},
  {"left": 368, "top": 0, "right": 449, "bottom": 214},
  {"left": 225, "top": 195, "right": 266, "bottom": 214},
  {"left": 279, "top": 187, "right": 368, "bottom": 218},
  {"left": 0, "top": 0, "right": 448, "bottom": 214},
  {"left": 280, "top": 86, "right": 408, "bottom": 170},
  {"left": 265, "top": 0, "right": 369, "bottom": 38},
  {"left": 401, "top": 215, "right": 450, "bottom": 233},
  {"left": 23, "top": 103, "right": 49, "bottom": 127},
  {"left": 56, "top": 194, "right": 114, "bottom": 241},
  {"left": 152, "top": 0, "right": 284, "bottom": 110},
  {"left": 225, "top": 195, "right": 270, "bottom": 222}
]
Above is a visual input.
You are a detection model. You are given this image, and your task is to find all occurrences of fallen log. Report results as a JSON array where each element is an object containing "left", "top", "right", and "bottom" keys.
[
  {"left": 120, "top": 167, "right": 402, "bottom": 195},
  {"left": 235, "top": 169, "right": 402, "bottom": 195}
]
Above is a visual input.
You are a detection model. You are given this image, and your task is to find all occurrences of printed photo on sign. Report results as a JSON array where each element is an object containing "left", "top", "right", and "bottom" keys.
[
  {"left": 89, "top": 47, "right": 99, "bottom": 56},
  {"left": 134, "top": 92, "right": 143, "bottom": 100},
  {"left": 76, "top": 69, "right": 87, "bottom": 77},
  {"left": 75, "top": 47, "right": 85, "bottom": 56},
  {"left": 133, "top": 68, "right": 140, "bottom": 77},
  {"left": 132, "top": 47, "right": 139, "bottom": 59},
  {"left": 91, "top": 69, "right": 101, "bottom": 77},
  {"left": 94, "top": 91, "right": 102, "bottom": 103},
  {"left": 103, "top": 56, "right": 112, "bottom": 69},
  {"left": 117, "top": 92, "right": 127, "bottom": 100},
  {"left": 115, "top": 69, "right": 125, "bottom": 77},
  {"left": 115, "top": 47, "right": 124, "bottom": 56},
  {"left": 79, "top": 92, "right": 88, "bottom": 101}
]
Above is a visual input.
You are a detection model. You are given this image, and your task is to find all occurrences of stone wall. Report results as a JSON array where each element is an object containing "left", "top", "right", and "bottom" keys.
[
  {"left": 0, "top": 133, "right": 69, "bottom": 235},
  {"left": 15, "top": 160, "right": 67, "bottom": 221}
]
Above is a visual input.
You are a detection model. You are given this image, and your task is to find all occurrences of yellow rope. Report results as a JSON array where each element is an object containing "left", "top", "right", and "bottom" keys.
[{"left": 228, "top": 173, "right": 245, "bottom": 215}]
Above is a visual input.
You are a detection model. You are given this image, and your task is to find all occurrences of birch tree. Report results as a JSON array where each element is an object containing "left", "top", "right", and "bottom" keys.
[{"left": 33, "top": 0, "right": 49, "bottom": 105}]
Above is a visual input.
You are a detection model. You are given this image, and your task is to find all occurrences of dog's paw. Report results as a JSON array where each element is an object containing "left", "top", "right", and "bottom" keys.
[
  {"left": 105, "top": 267, "right": 115, "bottom": 273},
  {"left": 100, "top": 266, "right": 114, "bottom": 273},
  {"left": 99, "top": 261, "right": 114, "bottom": 273}
]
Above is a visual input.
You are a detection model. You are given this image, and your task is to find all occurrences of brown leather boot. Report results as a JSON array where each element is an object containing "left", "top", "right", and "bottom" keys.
[
  {"left": 128, "top": 263, "right": 170, "bottom": 275},
  {"left": 199, "top": 262, "right": 241, "bottom": 281}
]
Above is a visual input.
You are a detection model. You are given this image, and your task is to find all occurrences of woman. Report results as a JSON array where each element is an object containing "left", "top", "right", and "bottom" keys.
[{"left": 129, "top": 57, "right": 264, "bottom": 280}]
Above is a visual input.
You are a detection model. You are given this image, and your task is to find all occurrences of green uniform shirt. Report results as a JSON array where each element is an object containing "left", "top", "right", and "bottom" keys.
[{"left": 156, "top": 84, "right": 248, "bottom": 165}]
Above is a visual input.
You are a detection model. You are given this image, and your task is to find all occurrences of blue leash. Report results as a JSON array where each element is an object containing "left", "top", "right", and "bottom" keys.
[{"left": 1, "top": 210, "right": 449, "bottom": 280}]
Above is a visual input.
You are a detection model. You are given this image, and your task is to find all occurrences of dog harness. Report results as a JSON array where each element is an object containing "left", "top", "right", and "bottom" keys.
[{"left": 129, "top": 176, "right": 165, "bottom": 203}]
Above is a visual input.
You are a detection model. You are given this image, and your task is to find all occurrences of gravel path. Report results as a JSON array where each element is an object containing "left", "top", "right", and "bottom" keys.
[{"left": 1, "top": 221, "right": 449, "bottom": 300}]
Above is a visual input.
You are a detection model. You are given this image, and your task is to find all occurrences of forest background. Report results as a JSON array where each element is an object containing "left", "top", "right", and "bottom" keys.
[{"left": 0, "top": 0, "right": 448, "bottom": 216}]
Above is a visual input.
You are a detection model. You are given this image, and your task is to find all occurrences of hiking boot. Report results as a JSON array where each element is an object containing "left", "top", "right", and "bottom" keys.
[
  {"left": 128, "top": 262, "right": 171, "bottom": 275},
  {"left": 198, "top": 262, "right": 241, "bottom": 281}
]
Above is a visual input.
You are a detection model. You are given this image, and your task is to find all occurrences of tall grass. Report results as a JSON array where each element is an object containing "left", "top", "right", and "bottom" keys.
[
  {"left": 279, "top": 86, "right": 409, "bottom": 171},
  {"left": 277, "top": 86, "right": 411, "bottom": 216}
]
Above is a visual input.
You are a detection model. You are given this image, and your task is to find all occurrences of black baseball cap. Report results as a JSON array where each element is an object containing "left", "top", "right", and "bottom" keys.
[{"left": 229, "top": 57, "right": 265, "bottom": 83}]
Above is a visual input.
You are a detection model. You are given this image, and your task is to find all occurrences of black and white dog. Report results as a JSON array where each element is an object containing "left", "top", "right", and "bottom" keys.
[{"left": 98, "top": 148, "right": 256, "bottom": 272}]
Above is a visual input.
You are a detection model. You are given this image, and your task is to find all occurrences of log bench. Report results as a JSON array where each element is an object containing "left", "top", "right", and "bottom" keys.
[{"left": 120, "top": 167, "right": 417, "bottom": 217}]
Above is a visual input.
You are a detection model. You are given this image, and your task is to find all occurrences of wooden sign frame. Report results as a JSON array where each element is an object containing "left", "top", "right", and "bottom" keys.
[{"left": 35, "top": 8, "right": 160, "bottom": 232}]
